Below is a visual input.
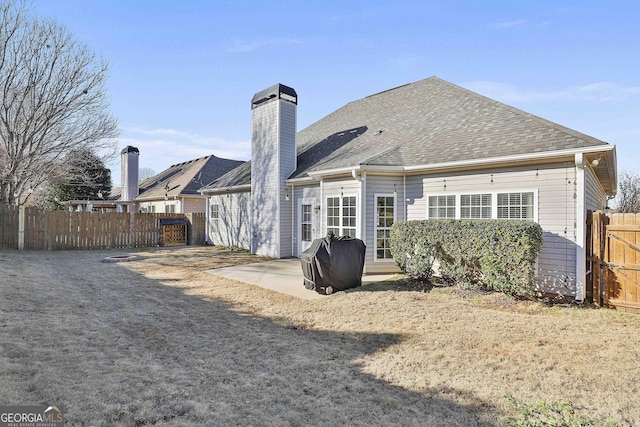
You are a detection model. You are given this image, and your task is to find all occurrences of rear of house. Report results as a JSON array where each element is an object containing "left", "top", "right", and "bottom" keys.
[{"left": 202, "top": 77, "right": 617, "bottom": 300}]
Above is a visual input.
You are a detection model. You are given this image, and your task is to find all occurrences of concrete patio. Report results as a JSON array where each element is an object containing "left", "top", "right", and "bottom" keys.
[{"left": 206, "top": 258, "right": 399, "bottom": 300}]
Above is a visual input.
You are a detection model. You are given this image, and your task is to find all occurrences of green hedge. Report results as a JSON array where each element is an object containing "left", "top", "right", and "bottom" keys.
[{"left": 389, "top": 220, "right": 543, "bottom": 296}]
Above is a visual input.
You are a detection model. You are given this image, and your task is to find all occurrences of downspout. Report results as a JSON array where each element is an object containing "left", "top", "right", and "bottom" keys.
[
  {"left": 352, "top": 169, "right": 364, "bottom": 240},
  {"left": 575, "top": 153, "right": 586, "bottom": 302},
  {"left": 403, "top": 173, "right": 407, "bottom": 221},
  {"left": 205, "top": 195, "right": 210, "bottom": 244},
  {"left": 291, "top": 183, "right": 295, "bottom": 256},
  {"left": 320, "top": 179, "right": 324, "bottom": 235}
]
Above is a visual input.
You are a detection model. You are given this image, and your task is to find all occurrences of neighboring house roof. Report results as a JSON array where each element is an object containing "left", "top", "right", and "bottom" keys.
[
  {"left": 203, "top": 76, "right": 614, "bottom": 191},
  {"left": 205, "top": 160, "right": 252, "bottom": 190},
  {"left": 114, "top": 155, "right": 243, "bottom": 201}
]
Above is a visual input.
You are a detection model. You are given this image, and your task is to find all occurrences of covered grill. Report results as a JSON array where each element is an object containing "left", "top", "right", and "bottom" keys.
[{"left": 300, "top": 233, "right": 366, "bottom": 295}]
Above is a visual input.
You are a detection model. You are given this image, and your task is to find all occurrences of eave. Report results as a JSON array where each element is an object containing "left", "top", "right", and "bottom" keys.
[
  {"left": 286, "top": 145, "right": 617, "bottom": 195},
  {"left": 199, "top": 184, "right": 252, "bottom": 195}
]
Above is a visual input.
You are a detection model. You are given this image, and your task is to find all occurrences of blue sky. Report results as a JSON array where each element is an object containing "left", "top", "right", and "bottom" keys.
[{"left": 32, "top": 0, "right": 639, "bottom": 187}]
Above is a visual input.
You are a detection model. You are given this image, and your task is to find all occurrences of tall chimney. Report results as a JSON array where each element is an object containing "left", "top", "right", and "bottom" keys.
[
  {"left": 250, "top": 84, "right": 297, "bottom": 258},
  {"left": 121, "top": 146, "right": 139, "bottom": 202}
]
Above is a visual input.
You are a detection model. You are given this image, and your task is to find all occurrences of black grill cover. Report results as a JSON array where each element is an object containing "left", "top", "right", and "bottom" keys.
[{"left": 300, "top": 233, "right": 366, "bottom": 294}]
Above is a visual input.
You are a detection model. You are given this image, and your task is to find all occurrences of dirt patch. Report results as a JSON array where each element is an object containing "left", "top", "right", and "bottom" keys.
[{"left": 1, "top": 246, "right": 639, "bottom": 426}]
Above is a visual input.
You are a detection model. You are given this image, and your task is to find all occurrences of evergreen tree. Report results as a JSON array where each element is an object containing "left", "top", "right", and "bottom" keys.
[{"left": 41, "top": 149, "right": 112, "bottom": 210}]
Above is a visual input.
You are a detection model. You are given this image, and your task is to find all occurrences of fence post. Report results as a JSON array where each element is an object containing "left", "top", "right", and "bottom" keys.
[
  {"left": 592, "top": 211, "right": 602, "bottom": 306},
  {"left": 18, "top": 205, "right": 25, "bottom": 250}
]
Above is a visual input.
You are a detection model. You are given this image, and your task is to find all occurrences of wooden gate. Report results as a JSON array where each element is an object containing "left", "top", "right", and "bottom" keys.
[{"left": 588, "top": 211, "right": 640, "bottom": 313}]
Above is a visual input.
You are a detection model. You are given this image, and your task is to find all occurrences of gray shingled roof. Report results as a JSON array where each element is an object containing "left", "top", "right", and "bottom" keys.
[
  {"left": 205, "top": 76, "right": 609, "bottom": 188},
  {"left": 113, "top": 155, "right": 243, "bottom": 200},
  {"left": 203, "top": 160, "right": 251, "bottom": 190}
]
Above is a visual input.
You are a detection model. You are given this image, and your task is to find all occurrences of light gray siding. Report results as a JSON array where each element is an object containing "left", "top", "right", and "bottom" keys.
[
  {"left": 251, "top": 98, "right": 297, "bottom": 257},
  {"left": 585, "top": 165, "right": 607, "bottom": 211},
  {"left": 278, "top": 101, "right": 297, "bottom": 257},
  {"left": 182, "top": 197, "right": 205, "bottom": 213},
  {"left": 405, "top": 162, "right": 580, "bottom": 295},
  {"left": 207, "top": 192, "right": 251, "bottom": 249}
]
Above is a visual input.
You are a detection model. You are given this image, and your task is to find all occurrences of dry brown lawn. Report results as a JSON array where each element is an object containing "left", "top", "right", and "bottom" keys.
[{"left": 1, "top": 246, "right": 639, "bottom": 426}]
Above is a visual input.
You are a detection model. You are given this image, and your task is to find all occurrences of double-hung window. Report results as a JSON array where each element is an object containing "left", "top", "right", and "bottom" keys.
[
  {"left": 497, "top": 192, "right": 535, "bottom": 220},
  {"left": 428, "top": 195, "right": 455, "bottom": 219},
  {"left": 460, "top": 194, "right": 492, "bottom": 219},
  {"left": 375, "top": 195, "right": 395, "bottom": 260},
  {"left": 427, "top": 191, "right": 536, "bottom": 221},
  {"left": 326, "top": 195, "right": 357, "bottom": 237},
  {"left": 210, "top": 203, "right": 219, "bottom": 232},
  {"left": 301, "top": 204, "right": 312, "bottom": 243}
]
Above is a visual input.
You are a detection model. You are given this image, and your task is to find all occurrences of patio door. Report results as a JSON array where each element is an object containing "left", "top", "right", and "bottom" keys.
[{"left": 298, "top": 200, "right": 316, "bottom": 256}]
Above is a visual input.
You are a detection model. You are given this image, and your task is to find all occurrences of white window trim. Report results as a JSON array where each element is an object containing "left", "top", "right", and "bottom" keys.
[
  {"left": 325, "top": 194, "right": 359, "bottom": 238},
  {"left": 460, "top": 192, "right": 493, "bottom": 220},
  {"left": 426, "top": 192, "right": 457, "bottom": 219},
  {"left": 374, "top": 193, "right": 397, "bottom": 262},
  {"left": 210, "top": 203, "right": 220, "bottom": 233},
  {"left": 426, "top": 189, "right": 539, "bottom": 222},
  {"left": 297, "top": 198, "right": 317, "bottom": 256}
]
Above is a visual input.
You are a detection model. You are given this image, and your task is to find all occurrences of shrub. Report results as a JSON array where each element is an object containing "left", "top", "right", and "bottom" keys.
[{"left": 389, "top": 220, "right": 543, "bottom": 296}]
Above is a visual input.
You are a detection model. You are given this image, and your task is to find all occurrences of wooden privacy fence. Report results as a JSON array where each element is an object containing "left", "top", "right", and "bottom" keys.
[
  {"left": 0, "top": 204, "right": 206, "bottom": 250},
  {"left": 587, "top": 210, "right": 640, "bottom": 313}
]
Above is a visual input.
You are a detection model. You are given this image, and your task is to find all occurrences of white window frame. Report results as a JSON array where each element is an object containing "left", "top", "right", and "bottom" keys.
[
  {"left": 325, "top": 194, "right": 359, "bottom": 238},
  {"left": 210, "top": 203, "right": 219, "bottom": 233},
  {"left": 497, "top": 191, "right": 536, "bottom": 220},
  {"left": 374, "top": 193, "right": 396, "bottom": 261},
  {"left": 297, "top": 198, "right": 317, "bottom": 255},
  {"left": 427, "top": 194, "right": 456, "bottom": 219},
  {"left": 460, "top": 193, "right": 492, "bottom": 220},
  {"left": 426, "top": 189, "right": 538, "bottom": 222}
]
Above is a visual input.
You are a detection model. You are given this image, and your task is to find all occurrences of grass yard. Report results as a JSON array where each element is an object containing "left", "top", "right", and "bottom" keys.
[{"left": 1, "top": 246, "right": 639, "bottom": 426}]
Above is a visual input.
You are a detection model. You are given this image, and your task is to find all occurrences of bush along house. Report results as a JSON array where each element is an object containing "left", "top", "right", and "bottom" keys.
[{"left": 200, "top": 77, "right": 617, "bottom": 300}]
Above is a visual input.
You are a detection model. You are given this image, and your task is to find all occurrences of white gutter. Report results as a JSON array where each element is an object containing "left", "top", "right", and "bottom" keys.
[
  {"left": 290, "top": 183, "right": 295, "bottom": 257},
  {"left": 286, "top": 176, "right": 315, "bottom": 184},
  {"left": 403, "top": 145, "right": 616, "bottom": 173},
  {"left": 307, "top": 164, "right": 403, "bottom": 178},
  {"left": 199, "top": 184, "right": 252, "bottom": 195}
]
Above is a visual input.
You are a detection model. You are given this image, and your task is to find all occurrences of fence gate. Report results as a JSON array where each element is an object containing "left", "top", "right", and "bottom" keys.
[{"left": 589, "top": 211, "right": 640, "bottom": 313}]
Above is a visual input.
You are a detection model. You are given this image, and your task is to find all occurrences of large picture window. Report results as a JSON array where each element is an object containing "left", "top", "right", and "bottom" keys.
[
  {"left": 326, "top": 195, "right": 357, "bottom": 237},
  {"left": 375, "top": 195, "right": 395, "bottom": 260}
]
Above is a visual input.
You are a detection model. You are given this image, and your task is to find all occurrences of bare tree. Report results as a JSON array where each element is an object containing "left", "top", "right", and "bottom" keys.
[
  {"left": 138, "top": 167, "right": 156, "bottom": 183},
  {"left": 616, "top": 171, "right": 640, "bottom": 213},
  {"left": 0, "top": 0, "right": 118, "bottom": 206}
]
